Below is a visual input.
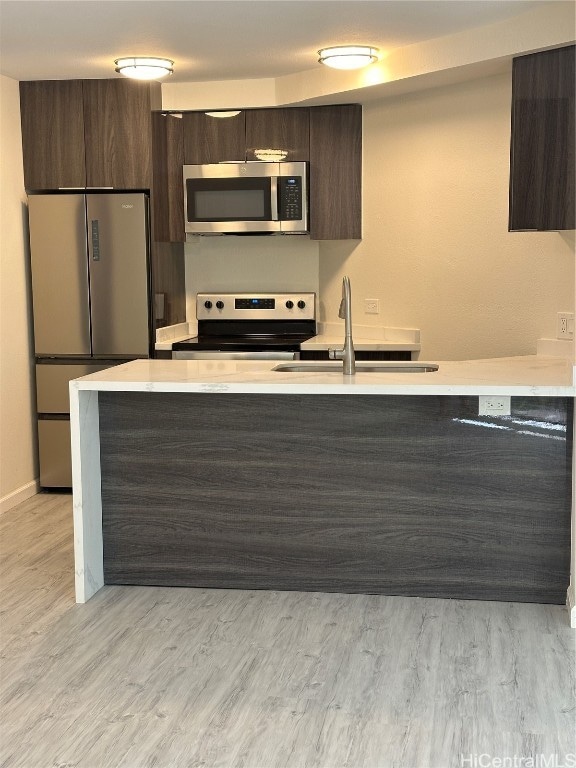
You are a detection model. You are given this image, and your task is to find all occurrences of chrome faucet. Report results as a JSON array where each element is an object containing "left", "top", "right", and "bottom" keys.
[{"left": 329, "top": 276, "right": 356, "bottom": 375}]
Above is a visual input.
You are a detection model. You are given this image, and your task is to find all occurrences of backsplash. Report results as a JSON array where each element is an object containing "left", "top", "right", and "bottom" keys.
[{"left": 184, "top": 236, "right": 319, "bottom": 321}]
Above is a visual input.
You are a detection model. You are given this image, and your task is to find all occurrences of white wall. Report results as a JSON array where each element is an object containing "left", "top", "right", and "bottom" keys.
[
  {"left": 0, "top": 75, "right": 38, "bottom": 510},
  {"left": 319, "top": 72, "right": 575, "bottom": 360},
  {"left": 184, "top": 236, "right": 319, "bottom": 327}
]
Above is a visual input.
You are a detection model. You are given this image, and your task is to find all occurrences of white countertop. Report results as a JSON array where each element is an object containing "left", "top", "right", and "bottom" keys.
[
  {"left": 154, "top": 322, "right": 422, "bottom": 352},
  {"left": 71, "top": 355, "right": 576, "bottom": 396},
  {"left": 154, "top": 322, "right": 194, "bottom": 351},
  {"left": 300, "top": 322, "right": 421, "bottom": 351},
  {"left": 300, "top": 335, "right": 421, "bottom": 351}
]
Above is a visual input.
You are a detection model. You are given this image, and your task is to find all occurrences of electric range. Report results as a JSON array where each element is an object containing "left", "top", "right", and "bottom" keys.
[{"left": 172, "top": 292, "right": 317, "bottom": 360}]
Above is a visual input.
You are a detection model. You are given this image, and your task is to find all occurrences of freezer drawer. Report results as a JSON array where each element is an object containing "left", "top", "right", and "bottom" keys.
[
  {"left": 38, "top": 420, "right": 72, "bottom": 488},
  {"left": 36, "top": 363, "right": 114, "bottom": 413}
]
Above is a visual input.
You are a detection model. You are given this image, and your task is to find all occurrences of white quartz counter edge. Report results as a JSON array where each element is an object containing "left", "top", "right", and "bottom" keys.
[
  {"left": 299, "top": 336, "right": 421, "bottom": 351},
  {"left": 154, "top": 323, "right": 422, "bottom": 352},
  {"left": 156, "top": 337, "right": 422, "bottom": 352},
  {"left": 155, "top": 335, "right": 195, "bottom": 351},
  {"left": 71, "top": 355, "right": 576, "bottom": 396},
  {"left": 156, "top": 334, "right": 421, "bottom": 353}
]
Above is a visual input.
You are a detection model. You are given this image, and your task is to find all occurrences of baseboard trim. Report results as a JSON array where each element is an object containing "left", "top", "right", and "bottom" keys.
[
  {"left": 568, "top": 584, "right": 576, "bottom": 629},
  {"left": 0, "top": 480, "right": 39, "bottom": 514}
]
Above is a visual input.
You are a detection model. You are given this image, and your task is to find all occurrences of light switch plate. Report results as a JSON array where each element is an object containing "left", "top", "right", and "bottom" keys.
[{"left": 479, "top": 395, "right": 511, "bottom": 416}]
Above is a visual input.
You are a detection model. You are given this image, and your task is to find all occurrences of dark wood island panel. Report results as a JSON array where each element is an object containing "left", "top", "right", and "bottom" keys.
[{"left": 99, "top": 393, "right": 572, "bottom": 604}]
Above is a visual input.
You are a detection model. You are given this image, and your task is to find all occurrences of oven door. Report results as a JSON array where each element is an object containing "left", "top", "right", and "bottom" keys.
[{"left": 172, "top": 350, "right": 298, "bottom": 360}]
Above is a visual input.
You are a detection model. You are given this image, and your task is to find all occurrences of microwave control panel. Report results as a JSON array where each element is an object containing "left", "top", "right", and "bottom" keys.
[{"left": 278, "top": 176, "right": 303, "bottom": 221}]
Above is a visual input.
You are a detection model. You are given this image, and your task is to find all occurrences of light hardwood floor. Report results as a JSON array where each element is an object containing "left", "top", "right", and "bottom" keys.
[{"left": 0, "top": 493, "right": 574, "bottom": 768}]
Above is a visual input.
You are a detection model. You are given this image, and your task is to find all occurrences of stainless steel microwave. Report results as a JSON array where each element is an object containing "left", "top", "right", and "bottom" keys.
[{"left": 183, "top": 161, "right": 308, "bottom": 235}]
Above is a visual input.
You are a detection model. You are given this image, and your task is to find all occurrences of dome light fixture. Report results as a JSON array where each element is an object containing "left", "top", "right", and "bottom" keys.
[
  {"left": 318, "top": 45, "right": 379, "bottom": 70},
  {"left": 253, "top": 148, "right": 288, "bottom": 162},
  {"left": 114, "top": 57, "right": 174, "bottom": 80},
  {"left": 205, "top": 111, "right": 242, "bottom": 118}
]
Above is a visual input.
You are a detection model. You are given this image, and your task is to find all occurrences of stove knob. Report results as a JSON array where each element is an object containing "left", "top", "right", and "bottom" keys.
[
  {"left": 216, "top": 300, "right": 224, "bottom": 310},
  {"left": 285, "top": 300, "right": 294, "bottom": 309},
  {"left": 204, "top": 300, "right": 213, "bottom": 309},
  {"left": 297, "top": 300, "right": 306, "bottom": 309}
]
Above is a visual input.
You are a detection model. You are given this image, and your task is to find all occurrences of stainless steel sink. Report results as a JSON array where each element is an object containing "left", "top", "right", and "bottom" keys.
[{"left": 273, "top": 362, "right": 439, "bottom": 373}]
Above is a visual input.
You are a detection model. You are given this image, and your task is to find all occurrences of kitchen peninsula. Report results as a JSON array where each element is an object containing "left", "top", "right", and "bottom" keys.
[{"left": 70, "top": 356, "right": 574, "bottom": 607}]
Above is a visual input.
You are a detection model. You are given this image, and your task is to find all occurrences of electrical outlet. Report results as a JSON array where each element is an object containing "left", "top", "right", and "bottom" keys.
[
  {"left": 364, "top": 299, "right": 380, "bottom": 314},
  {"left": 478, "top": 395, "right": 511, "bottom": 416},
  {"left": 557, "top": 312, "right": 574, "bottom": 340}
]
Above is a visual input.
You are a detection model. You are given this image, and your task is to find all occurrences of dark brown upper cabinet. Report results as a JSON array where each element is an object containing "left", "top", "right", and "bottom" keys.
[
  {"left": 19, "top": 79, "right": 161, "bottom": 191},
  {"left": 151, "top": 113, "right": 185, "bottom": 243},
  {"left": 161, "top": 104, "right": 361, "bottom": 241},
  {"left": 183, "top": 111, "right": 246, "bottom": 164},
  {"left": 245, "top": 108, "right": 309, "bottom": 161},
  {"left": 509, "top": 45, "right": 575, "bottom": 231},
  {"left": 83, "top": 79, "right": 161, "bottom": 188},
  {"left": 20, "top": 80, "right": 86, "bottom": 190},
  {"left": 309, "top": 104, "right": 362, "bottom": 240}
]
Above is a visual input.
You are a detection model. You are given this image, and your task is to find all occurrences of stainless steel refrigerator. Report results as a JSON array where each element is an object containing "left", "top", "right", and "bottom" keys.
[{"left": 28, "top": 192, "right": 152, "bottom": 487}]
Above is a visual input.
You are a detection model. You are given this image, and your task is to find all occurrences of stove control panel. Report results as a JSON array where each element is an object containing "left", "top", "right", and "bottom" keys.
[{"left": 197, "top": 293, "right": 316, "bottom": 321}]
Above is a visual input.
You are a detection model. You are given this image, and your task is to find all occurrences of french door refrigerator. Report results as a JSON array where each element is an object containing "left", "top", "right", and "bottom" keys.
[{"left": 28, "top": 192, "right": 152, "bottom": 487}]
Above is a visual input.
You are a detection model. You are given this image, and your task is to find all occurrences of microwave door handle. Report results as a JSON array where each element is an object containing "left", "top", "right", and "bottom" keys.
[{"left": 270, "top": 177, "right": 279, "bottom": 221}]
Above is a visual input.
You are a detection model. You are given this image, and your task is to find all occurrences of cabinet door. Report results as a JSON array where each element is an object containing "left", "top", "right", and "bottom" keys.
[
  {"left": 183, "top": 111, "right": 246, "bottom": 164},
  {"left": 509, "top": 45, "right": 575, "bottom": 231},
  {"left": 150, "top": 242, "right": 186, "bottom": 331},
  {"left": 152, "top": 113, "right": 185, "bottom": 242},
  {"left": 149, "top": 114, "right": 187, "bottom": 329},
  {"left": 309, "top": 105, "right": 362, "bottom": 240},
  {"left": 245, "top": 108, "right": 309, "bottom": 161},
  {"left": 83, "top": 79, "right": 160, "bottom": 188},
  {"left": 19, "top": 80, "right": 86, "bottom": 189}
]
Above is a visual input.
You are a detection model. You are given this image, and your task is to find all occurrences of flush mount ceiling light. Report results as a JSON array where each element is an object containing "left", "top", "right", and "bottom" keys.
[
  {"left": 114, "top": 57, "right": 174, "bottom": 80},
  {"left": 318, "top": 45, "right": 379, "bottom": 70},
  {"left": 254, "top": 148, "right": 288, "bottom": 162}
]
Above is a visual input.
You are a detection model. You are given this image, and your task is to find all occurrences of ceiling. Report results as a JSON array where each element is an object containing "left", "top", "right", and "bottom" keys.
[{"left": 0, "top": 0, "right": 555, "bottom": 84}]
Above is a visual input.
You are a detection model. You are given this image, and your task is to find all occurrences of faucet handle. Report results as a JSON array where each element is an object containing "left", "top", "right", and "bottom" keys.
[{"left": 328, "top": 347, "right": 344, "bottom": 360}]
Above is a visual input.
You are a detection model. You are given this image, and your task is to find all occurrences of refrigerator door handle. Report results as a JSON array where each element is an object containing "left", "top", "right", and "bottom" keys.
[{"left": 90, "top": 220, "right": 100, "bottom": 261}]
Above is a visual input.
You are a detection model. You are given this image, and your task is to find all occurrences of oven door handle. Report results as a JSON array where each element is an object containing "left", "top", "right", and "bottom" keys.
[{"left": 172, "top": 351, "right": 298, "bottom": 360}]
